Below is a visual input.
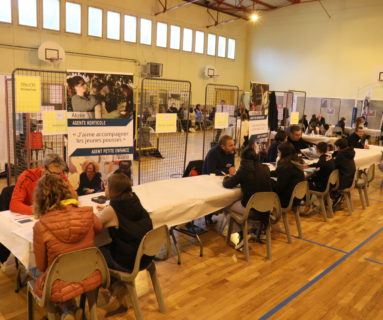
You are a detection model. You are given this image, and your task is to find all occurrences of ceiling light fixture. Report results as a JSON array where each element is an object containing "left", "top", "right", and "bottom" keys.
[{"left": 250, "top": 12, "right": 259, "bottom": 22}]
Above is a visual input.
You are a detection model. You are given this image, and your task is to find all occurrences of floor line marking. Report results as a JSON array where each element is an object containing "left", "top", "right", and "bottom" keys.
[
  {"left": 290, "top": 235, "right": 348, "bottom": 254},
  {"left": 258, "top": 226, "right": 383, "bottom": 320},
  {"left": 364, "top": 257, "right": 383, "bottom": 265}
]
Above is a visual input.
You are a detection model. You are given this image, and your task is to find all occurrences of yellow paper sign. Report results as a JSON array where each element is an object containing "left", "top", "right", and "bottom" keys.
[
  {"left": 215, "top": 112, "right": 229, "bottom": 129},
  {"left": 43, "top": 111, "right": 67, "bottom": 135},
  {"left": 15, "top": 75, "right": 41, "bottom": 113},
  {"left": 156, "top": 113, "right": 177, "bottom": 133},
  {"left": 290, "top": 112, "right": 299, "bottom": 125}
]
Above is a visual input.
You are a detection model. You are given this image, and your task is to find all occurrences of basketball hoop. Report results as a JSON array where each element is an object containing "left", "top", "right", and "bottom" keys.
[{"left": 38, "top": 41, "right": 65, "bottom": 64}]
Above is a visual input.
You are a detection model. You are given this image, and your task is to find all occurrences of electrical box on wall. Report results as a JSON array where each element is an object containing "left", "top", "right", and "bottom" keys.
[{"left": 144, "top": 62, "right": 163, "bottom": 77}]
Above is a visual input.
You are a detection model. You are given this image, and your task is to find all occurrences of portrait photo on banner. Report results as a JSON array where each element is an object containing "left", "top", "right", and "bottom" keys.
[
  {"left": 65, "top": 71, "right": 135, "bottom": 190},
  {"left": 250, "top": 82, "right": 269, "bottom": 113},
  {"left": 66, "top": 71, "right": 134, "bottom": 119}
]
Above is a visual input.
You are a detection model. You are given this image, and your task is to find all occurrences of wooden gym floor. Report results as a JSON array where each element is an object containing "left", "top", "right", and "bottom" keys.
[{"left": 0, "top": 171, "right": 382, "bottom": 319}]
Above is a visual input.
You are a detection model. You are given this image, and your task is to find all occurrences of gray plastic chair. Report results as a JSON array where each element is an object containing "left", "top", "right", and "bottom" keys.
[
  {"left": 338, "top": 170, "right": 358, "bottom": 215},
  {"left": 27, "top": 247, "right": 110, "bottom": 320},
  {"left": 309, "top": 170, "right": 339, "bottom": 221},
  {"left": 226, "top": 192, "right": 284, "bottom": 261},
  {"left": 355, "top": 164, "right": 375, "bottom": 208},
  {"left": 108, "top": 225, "right": 171, "bottom": 320},
  {"left": 281, "top": 181, "right": 308, "bottom": 239}
]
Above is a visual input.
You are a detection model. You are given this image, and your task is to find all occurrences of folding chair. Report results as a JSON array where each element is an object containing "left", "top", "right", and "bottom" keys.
[
  {"left": 281, "top": 181, "right": 308, "bottom": 239},
  {"left": 27, "top": 247, "right": 110, "bottom": 320},
  {"left": 109, "top": 225, "right": 171, "bottom": 320},
  {"left": 226, "top": 192, "right": 283, "bottom": 261},
  {"left": 308, "top": 170, "right": 339, "bottom": 221}
]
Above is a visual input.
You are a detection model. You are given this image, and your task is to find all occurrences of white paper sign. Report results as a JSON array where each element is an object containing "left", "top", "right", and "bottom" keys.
[{"left": 249, "top": 114, "right": 268, "bottom": 139}]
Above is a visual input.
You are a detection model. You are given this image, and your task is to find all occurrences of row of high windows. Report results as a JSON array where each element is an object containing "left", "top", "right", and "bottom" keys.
[{"left": 0, "top": 0, "right": 236, "bottom": 59}]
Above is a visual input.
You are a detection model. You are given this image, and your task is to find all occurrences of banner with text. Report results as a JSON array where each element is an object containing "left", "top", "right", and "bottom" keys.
[
  {"left": 249, "top": 114, "right": 268, "bottom": 139},
  {"left": 68, "top": 118, "right": 133, "bottom": 159}
]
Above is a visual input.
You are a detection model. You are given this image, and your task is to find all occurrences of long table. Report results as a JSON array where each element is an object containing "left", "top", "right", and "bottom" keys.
[
  {"left": 302, "top": 134, "right": 339, "bottom": 145},
  {"left": 0, "top": 175, "right": 242, "bottom": 268}
]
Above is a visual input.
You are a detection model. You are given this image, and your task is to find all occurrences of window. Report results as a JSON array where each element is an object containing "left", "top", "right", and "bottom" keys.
[
  {"left": 140, "top": 18, "right": 152, "bottom": 45},
  {"left": 227, "top": 38, "right": 235, "bottom": 59},
  {"left": 107, "top": 11, "right": 120, "bottom": 40},
  {"left": 207, "top": 34, "right": 216, "bottom": 56},
  {"left": 124, "top": 15, "right": 136, "bottom": 42},
  {"left": 88, "top": 7, "right": 102, "bottom": 37},
  {"left": 182, "top": 28, "right": 192, "bottom": 52},
  {"left": 170, "top": 25, "right": 180, "bottom": 50},
  {"left": 66, "top": 2, "right": 81, "bottom": 34},
  {"left": 194, "top": 31, "right": 204, "bottom": 54},
  {"left": 18, "top": 0, "right": 37, "bottom": 27},
  {"left": 156, "top": 22, "right": 167, "bottom": 48},
  {"left": 218, "top": 36, "right": 226, "bottom": 57},
  {"left": 43, "top": 0, "right": 60, "bottom": 30},
  {"left": 0, "top": 0, "right": 12, "bottom": 23}
]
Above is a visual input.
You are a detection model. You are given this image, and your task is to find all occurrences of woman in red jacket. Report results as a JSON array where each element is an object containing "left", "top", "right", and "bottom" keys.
[{"left": 32, "top": 174, "right": 102, "bottom": 319}]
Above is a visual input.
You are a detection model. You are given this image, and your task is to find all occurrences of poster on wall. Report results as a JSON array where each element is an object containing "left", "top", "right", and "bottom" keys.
[
  {"left": 43, "top": 111, "right": 67, "bottom": 135},
  {"left": 66, "top": 71, "right": 134, "bottom": 119},
  {"left": 290, "top": 112, "right": 300, "bottom": 125},
  {"left": 250, "top": 82, "right": 269, "bottom": 112},
  {"left": 15, "top": 75, "right": 41, "bottom": 113},
  {"left": 214, "top": 112, "right": 229, "bottom": 129}
]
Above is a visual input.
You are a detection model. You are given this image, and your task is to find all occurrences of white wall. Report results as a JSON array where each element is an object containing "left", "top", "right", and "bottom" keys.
[{"left": 246, "top": 0, "right": 383, "bottom": 100}]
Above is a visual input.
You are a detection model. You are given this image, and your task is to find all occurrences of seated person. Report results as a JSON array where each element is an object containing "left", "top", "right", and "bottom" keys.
[
  {"left": 288, "top": 125, "right": 310, "bottom": 153},
  {"left": 10, "top": 154, "right": 75, "bottom": 215},
  {"left": 223, "top": 147, "right": 272, "bottom": 246},
  {"left": 202, "top": 135, "right": 236, "bottom": 176},
  {"left": 32, "top": 174, "right": 102, "bottom": 319},
  {"left": 316, "top": 114, "right": 326, "bottom": 127},
  {"left": 323, "top": 124, "right": 334, "bottom": 137},
  {"left": 265, "top": 130, "right": 287, "bottom": 163},
  {"left": 306, "top": 122, "right": 320, "bottom": 135},
  {"left": 308, "top": 142, "right": 335, "bottom": 191},
  {"left": 114, "top": 160, "right": 132, "bottom": 180},
  {"left": 333, "top": 138, "right": 356, "bottom": 190},
  {"left": 348, "top": 127, "right": 369, "bottom": 149},
  {"left": 98, "top": 173, "right": 153, "bottom": 315},
  {"left": 77, "top": 160, "right": 103, "bottom": 196},
  {"left": 331, "top": 138, "right": 356, "bottom": 207},
  {"left": 336, "top": 117, "right": 346, "bottom": 135},
  {"left": 271, "top": 142, "right": 305, "bottom": 208}
]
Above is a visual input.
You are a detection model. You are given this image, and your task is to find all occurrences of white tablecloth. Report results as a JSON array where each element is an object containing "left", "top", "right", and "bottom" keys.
[
  {"left": 353, "top": 145, "right": 383, "bottom": 169},
  {"left": 302, "top": 134, "right": 338, "bottom": 145},
  {"left": 0, "top": 175, "right": 242, "bottom": 268},
  {"left": 342, "top": 126, "right": 382, "bottom": 136}
]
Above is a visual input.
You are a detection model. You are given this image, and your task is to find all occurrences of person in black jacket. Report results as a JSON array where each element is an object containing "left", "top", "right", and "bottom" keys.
[
  {"left": 98, "top": 173, "right": 153, "bottom": 316},
  {"left": 330, "top": 138, "right": 357, "bottom": 208},
  {"left": 271, "top": 142, "right": 305, "bottom": 208},
  {"left": 287, "top": 125, "right": 310, "bottom": 153},
  {"left": 223, "top": 147, "right": 272, "bottom": 247},
  {"left": 266, "top": 131, "right": 287, "bottom": 163},
  {"left": 336, "top": 117, "right": 346, "bottom": 135},
  {"left": 202, "top": 135, "right": 236, "bottom": 176},
  {"left": 348, "top": 127, "right": 369, "bottom": 149},
  {"left": 332, "top": 138, "right": 356, "bottom": 190},
  {"left": 308, "top": 142, "right": 335, "bottom": 191},
  {"left": 299, "top": 114, "right": 309, "bottom": 132},
  {"left": 76, "top": 161, "right": 103, "bottom": 195}
]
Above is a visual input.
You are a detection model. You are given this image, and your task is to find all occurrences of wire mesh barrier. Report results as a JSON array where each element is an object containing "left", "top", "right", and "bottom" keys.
[
  {"left": 137, "top": 78, "right": 191, "bottom": 184},
  {"left": 203, "top": 84, "right": 240, "bottom": 159},
  {"left": 9, "top": 69, "right": 68, "bottom": 180}
]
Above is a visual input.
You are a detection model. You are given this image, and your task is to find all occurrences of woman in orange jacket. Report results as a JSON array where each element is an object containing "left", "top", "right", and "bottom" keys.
[{"left": 32, "top": 174, "right": 102, "bottom": 319}]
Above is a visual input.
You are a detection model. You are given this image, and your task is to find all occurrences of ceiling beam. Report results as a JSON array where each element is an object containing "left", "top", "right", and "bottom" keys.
[
  {"left": 155, "top": 0, "right": 199, "bottom": 16},
  {"left": 250, "top": 0, "right": 276, "bottom": 10}
]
